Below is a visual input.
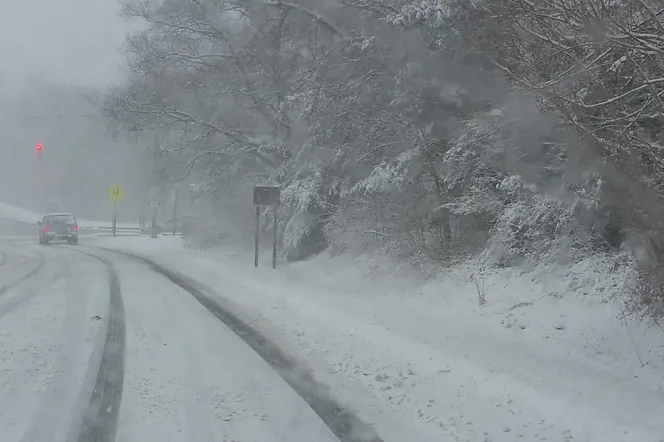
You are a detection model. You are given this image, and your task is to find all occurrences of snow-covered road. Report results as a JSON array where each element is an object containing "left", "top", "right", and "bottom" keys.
[
  {"left": 0, "top": 222, "right": 347, "bottom": 442},
  {"left": 88, "top": 236, "right": 664, "bottom": 442},
  {"left": 2, "top": 211, "right": 664, "bottom": 442},
  {"left": 0, "top": 241, "right": 109, "bottom": 442}
]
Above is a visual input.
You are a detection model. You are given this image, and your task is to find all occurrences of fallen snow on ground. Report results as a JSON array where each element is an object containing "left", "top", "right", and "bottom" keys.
[
  {"left": 94, "top": 235, "right": 664, "bottom": 442},
  {"left": 0, "top": 202, "right": 42, "bottom": 224},
  {"left": 0, "top": 201, "right": 139, "bottom": 228},
  {"left": 106, "top": 251, "right": 339, "bottom": 442},
  {"left": 0, "top": 245, "right": 109, "bottom": 442}
]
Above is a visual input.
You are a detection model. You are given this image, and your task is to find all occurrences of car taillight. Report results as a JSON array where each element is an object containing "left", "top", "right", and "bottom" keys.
[
  {"left": 43, "top": 227, "right": 49, "bottom": 232},
  {"left": 73, "top": 225, "right": 78, "bottom": 232}
]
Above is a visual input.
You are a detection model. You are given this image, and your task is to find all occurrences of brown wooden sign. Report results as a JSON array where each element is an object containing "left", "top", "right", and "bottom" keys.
[
  {"left": 253, "top": 185, "right": 280, "bottom": 206},
  {"left": 252, "top": 185, "right": 280, "bottom": 269}
]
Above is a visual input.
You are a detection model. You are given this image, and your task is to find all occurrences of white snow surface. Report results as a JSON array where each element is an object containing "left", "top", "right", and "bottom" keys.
[
  {"left": 93, "top": 235, "right": 664, "bottom": 442},
  {"left": 106, "top": 251, "right": 338, "bottom": 442},
  {"left": 0, "top": 201, "right": 139, "bottom": 228},
  {"left": 0, "top": 238, "right": 339, "bottom": 442},
  {"left": 0, "top": 244, "right": 110, "bottom": 442}
]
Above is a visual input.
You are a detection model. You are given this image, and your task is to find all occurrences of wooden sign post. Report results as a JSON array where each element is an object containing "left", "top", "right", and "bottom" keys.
[{"left": 253, "top": 185, "right": 280, "bottom": 269}]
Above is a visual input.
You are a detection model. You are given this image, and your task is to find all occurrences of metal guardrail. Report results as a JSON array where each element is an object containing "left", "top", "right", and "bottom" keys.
[{"left": 82, "top": 226, "right": 144, "bottom": 232}]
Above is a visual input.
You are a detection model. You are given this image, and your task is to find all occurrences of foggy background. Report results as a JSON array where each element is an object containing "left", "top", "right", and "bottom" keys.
[
  {"left": 0, "top": 0, "right": 145, "bottom": 222},
  {"left": 0, "top": 0, "right": 126, "bottom": 87},
  {"left": 1, "top": 0, "right": 663, "bottom": 316}
]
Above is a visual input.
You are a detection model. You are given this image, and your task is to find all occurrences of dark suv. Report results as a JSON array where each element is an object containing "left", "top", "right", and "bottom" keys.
[{"left": 38, "top": 213, "right": 79, "bottom": 245}]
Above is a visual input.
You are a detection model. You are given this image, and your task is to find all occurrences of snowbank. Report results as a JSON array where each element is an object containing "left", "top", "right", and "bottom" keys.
[
  {"left": 93, "top": 235, "right": 664, "bottom": 442},
  {"left": 0, "top": 201, "right": 138, "bottom": 229},
  {"left": 0, "top": 201, "right": 42, "bottom": 224}
]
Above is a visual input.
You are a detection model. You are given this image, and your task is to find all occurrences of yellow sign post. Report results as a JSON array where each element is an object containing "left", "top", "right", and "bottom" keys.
[
  {"left": 107, "top": 186, "right": 123, "bottom": 237},
  {"left": 108, "top": 186, "right": 123, "bottom": 204}
]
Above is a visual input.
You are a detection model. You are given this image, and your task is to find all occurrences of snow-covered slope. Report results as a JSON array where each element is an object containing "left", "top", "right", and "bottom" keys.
[
  {"left": 0, "top": 201, "right": 138, "bottom": 229},
  {"left": 0, "top": 240, "right": 342, "bottom": 442},
  {"left": 94, "top": 236, "right": 664, "bottom": 442},
  {"left": 0, "top": 202, "right": 43, "bottom": 224}
]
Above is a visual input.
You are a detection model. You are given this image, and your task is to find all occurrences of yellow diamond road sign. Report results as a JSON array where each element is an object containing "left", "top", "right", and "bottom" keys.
[{"left": 108, "top": 186, "right": 123, "bottom": 204}]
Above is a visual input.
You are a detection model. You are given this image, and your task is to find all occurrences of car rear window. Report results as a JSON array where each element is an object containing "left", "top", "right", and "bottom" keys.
[{"left": 49, "top": 215, "right": 76, "bottom": 224}]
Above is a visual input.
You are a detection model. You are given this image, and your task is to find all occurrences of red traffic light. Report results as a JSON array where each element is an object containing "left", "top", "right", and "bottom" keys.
[{"left": 36, "top": 143, "right": 42, "bottom": 151}]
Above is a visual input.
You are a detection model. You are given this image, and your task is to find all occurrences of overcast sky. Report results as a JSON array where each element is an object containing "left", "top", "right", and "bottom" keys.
[{"left": 0, "top": 0, "right": 135, "bottom": 88}]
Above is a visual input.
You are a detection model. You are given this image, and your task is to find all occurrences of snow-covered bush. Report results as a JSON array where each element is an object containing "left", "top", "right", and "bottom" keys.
[
  {"left": 628, "top": 265, "right": 664, "bottom": 321},
  {"left": 106, "top": 0, "right": 664, "bottom": 316},
  {"left": 482, "top": 179, "right": 579, "bottom": 267}
]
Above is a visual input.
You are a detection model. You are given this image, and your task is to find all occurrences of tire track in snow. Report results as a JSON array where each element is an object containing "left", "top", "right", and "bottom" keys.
[
  {"left": 0, "top": 247, "right": 45, "bottom": 296},
  {"left": 72, "top": 252, "right": 126, "bottom": 442},
  {"left": 0, "top": 247, "right": 75, "bottom": 320},
  {"left": 105, "top": 248, "right": 383, "bottom": 442},
  {"left": 18, "top": 254, "right": 93, "bottom": 442},
  {"left": 0, "top": 274, "right": 45, "bottom": 320},
  {"left": 158, "top": 268, "right": 219, "bottom": 442}
]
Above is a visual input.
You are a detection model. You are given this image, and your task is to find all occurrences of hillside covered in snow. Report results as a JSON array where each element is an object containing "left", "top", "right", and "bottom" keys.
[{"left": 101, "top": 0, "right": 664, "bottom": 323}]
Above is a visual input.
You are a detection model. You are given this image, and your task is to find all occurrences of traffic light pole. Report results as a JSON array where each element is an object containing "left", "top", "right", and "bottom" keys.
[{"left": 34, "top": 144, "right": 48, "bottom": 210}]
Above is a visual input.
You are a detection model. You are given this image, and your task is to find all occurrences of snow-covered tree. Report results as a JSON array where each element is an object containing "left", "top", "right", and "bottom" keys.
[{"left": 105, "top": 0, "right": 664, "bottom": 315}]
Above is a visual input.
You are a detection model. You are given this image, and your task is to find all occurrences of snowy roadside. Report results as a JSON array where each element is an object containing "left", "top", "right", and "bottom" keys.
[
  {"left": 0, "top": 246, "right": 110, "bottom": 442},
  {"left": 101, "top": 251, "right": 339, "bottom": 442},
  {"left": 0, "top": 201, "right": 139, "bottom": 229},
  {"left": 93, "top": 235, "right": 664, "bottom": 442}
]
